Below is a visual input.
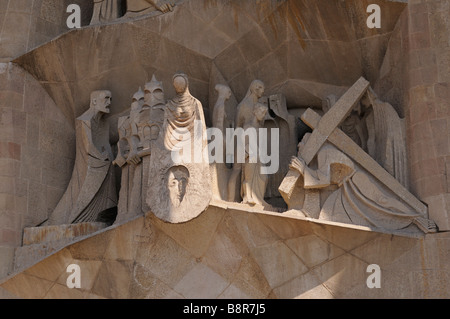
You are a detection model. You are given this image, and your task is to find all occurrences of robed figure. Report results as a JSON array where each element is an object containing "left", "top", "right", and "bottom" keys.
[{"left": 145, "top": 73, "right": 212, "bottom": 223}]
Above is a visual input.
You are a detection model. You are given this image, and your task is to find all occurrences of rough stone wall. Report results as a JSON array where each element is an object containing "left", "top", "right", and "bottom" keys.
[
  {"left": 0, "top": 0, "right": 93, "bottom": 62},
  {"left": 404, "top": 0, "right": 450, "bottom": 230},
  {"left": 0, "top": 0, "right": 81, "bottom": 278},
  {"left": 1, "top": 206, "right": 450, "bottom": 299},
  {"left": 0, "top": 63, "right": 75, "bottom": 278}
]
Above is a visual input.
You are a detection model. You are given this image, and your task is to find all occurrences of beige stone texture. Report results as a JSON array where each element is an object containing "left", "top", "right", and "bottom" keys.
[
  {"left": 1, "top": 0, "right": 450, "bottom": 300},
  {"left": 0, "top": 63, "right": 75, "bottom": 278},
  {"left": 1, "top": 205, "right": 450, "bottom": 299}
]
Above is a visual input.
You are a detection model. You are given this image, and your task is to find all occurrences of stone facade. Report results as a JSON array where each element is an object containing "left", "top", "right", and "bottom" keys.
[
  {"left": 2, "top": 205, "right": 450, "bottom": 299},
  {"left": 0, "top": 0, "right": 450, "bottom": 299}
]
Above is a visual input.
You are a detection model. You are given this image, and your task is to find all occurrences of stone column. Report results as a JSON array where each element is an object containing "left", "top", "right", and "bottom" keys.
[{"left": 406, "top": 0, "right": 450, "bottom": 230}]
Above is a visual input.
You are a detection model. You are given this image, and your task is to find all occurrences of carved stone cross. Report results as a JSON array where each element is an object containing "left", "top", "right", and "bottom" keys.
[
  {"left": 300, "top": 77, "right": 370, "bottom": 165},
  {"left": 279, "top": 76, "right": 427, "bottom": 216}
]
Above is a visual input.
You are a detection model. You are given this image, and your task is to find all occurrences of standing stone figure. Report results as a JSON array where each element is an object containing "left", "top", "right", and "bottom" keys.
[
  {"left": 210, "top": 84, "right": 232, "bottom": 201},
  {"left": 241, "top": 102, "right": 270, "bottom": 208},
  {"left": 90, "top": 0, "right": 123, "bottom": 24},
  {"left": 227, "top": 80, "right": 265, "bottom": 204},
  {"left": 362, "top": 88, "right": 408, "bottom": 188},
  {"left": 48, "top": 90, "right": 118, "bottom": 225},
  {"left": 113, "top": 76, "right": 165, "bottom": 224},
  {"left": 212, "top": 84, "right": 232, "bottom": 134},
  {"left": 146, "top": 73, "right": 212, "bottom": 223}
]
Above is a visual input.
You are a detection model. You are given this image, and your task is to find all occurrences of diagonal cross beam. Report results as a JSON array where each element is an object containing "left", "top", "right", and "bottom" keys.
[
  {"left": 300, "top": 77, "right": 370, "bottom": 165},
  {"left": 299, "top": 109, "right": 427, "bottom": 216}
]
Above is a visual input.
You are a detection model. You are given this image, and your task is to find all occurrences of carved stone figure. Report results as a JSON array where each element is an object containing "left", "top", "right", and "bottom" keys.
[
  {"left": 167, "top": 165, "right": 189, "bottom": 207},
  {"left": 48, "top": 90, "right": 118, "bottom": 225},
  {"left": 241, "top": 102, "right": 270, "bottom": 208},
  {"left": 210, "top": 84, "right": 232, "bottom": 201},
  {"left": 114, "top": 76, "right": 165, "bottom": 224},
  {"left": 288, "top": 133, "right": 436, "bottom": 233},
  {"left": 146, "top": 73, "right": 211, "bottom": 223},
  {"left": 362, "top": 88, "right": 409, "bottom": 188},
  {"left": 323, "top": 94, "right": 367, "bottom": 151},
  {"left": 279, "top": 78, "right": 436, "bottom": 233},
  {"left": 212, "top": 84, "right": 232, "bottom": 134},
  {"left": 227, "top": 80, "right": 265, "bottom": 203},
  {"left": 90, "top": 0, "right": 123, "bottom": 25}
]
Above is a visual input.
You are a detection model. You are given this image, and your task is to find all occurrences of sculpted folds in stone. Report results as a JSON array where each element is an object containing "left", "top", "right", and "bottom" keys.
[
  {"left": 48, "top": 90, "right": 117, "bottom": 225},
  {"left": 279, "top": 79, "right": 436, "bottom": 233},
  {"left": 146, "top": 73, "right": 211, "bottom": 223}
]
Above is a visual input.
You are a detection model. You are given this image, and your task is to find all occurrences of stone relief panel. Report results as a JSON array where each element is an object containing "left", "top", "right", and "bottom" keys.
[
  {"left": 43, "top": 73, "right": 437, "bottom": 235},
  {"left": 31, "top": 0, "right": 434, "bottom": 235},
  {"left": 279, "top": 78, "right": 436, "bottom": 234}
]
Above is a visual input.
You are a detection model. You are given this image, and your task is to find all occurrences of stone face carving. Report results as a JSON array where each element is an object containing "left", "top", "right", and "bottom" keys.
[
  {"left": 145, "top": 73, "right": 212, "bottom": 223},
  {"left": 48, "top": 90, "right": 118, "bottom": 225},
  {"left": 279, "top": 78, "right": 436, "bottom": 233},
  {"left": 167, "top": 165, "right": 189, "bottom": 207}
]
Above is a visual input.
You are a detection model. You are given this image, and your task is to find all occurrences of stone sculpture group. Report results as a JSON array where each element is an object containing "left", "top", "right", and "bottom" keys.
[{"left": 46, "top": 70, "right": 437, "bottom": 234}]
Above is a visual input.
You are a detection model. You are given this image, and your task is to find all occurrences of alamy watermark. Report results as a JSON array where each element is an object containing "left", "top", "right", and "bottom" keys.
[
  {"left": 366, "top": 264, "right": 381, "bottom": 289},
  {"left": 66, "top": 264, "right": 81, "bottom": 289},
  {"left": 170, "top": 120, "right": 280, "bottom": 175}
]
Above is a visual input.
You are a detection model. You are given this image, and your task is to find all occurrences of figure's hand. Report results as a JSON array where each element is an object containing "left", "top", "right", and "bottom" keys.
[
  {"left": 289, "top": 156, "right": 305, "bottom": 174},
  {"left": 127, "top": 151, "right": 142, "bottom": 166},
  {"left": 156, "top": 0, "right": 174, "bottom": 13}
]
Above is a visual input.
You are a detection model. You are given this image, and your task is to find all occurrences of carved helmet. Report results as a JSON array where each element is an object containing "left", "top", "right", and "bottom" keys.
[{"left": 144, "top": 75, "right": 165, "bottom": 108}]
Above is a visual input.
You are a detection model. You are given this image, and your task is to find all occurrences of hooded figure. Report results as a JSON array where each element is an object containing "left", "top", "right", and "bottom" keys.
[{"left": 146, "top": 73, "right": 212, "bottom": 223}]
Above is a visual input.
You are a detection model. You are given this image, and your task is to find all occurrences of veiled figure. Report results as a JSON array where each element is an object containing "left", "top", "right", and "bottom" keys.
[
  {"left": 146, "top": 73, "right": 211, "bottom": 223},
  {"left": 163, "top": 73, "right": 200, "bottom": 157},
  {"left": 362, "top": 88, "right": 408, "bottom": 188}
]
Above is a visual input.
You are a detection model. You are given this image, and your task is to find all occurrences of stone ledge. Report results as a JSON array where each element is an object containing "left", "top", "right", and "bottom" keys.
[
  {"left": 210, "top": 200, "right": 426, "bottom": 239},
  {"left": 23, "top": 222, "right": 108, "bottom": 246}
]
